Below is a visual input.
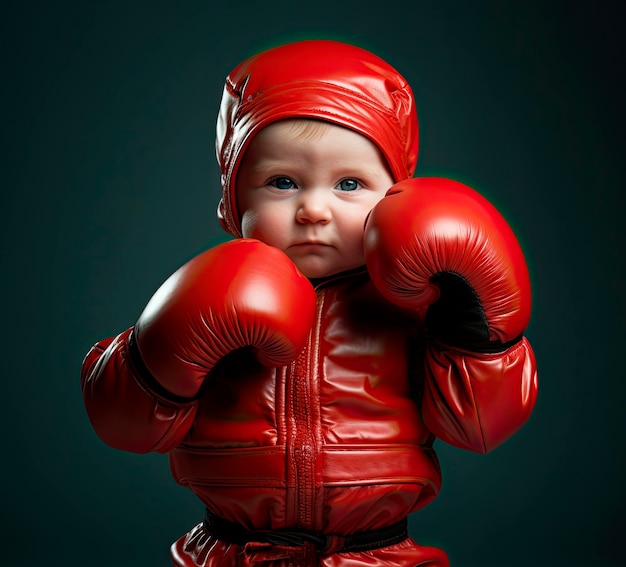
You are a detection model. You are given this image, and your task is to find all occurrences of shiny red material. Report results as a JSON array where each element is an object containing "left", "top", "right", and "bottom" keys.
[
  {"left": 215, "top": 40, "right": 418, "bottom": 237},
  {"left": 82, "top": 263, "right": 538, "bottom": 565}
]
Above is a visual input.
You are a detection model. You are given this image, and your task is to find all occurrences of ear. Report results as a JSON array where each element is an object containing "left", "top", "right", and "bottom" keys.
[{"left": 217, "top": 198, "right": 241, "bottom": 237}]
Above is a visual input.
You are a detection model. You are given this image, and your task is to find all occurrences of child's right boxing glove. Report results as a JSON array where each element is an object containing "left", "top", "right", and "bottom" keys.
[
  {"left": 364, "top": 176, "right": 531, "bottom": 352},
  {"left": 132, "top": 238, "right": 317, "bottom": 399}
]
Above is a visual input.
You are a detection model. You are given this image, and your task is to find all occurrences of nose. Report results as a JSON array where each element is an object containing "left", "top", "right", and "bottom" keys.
[{"left": 295, "top": 188, "right": 332, "bottom": 225}]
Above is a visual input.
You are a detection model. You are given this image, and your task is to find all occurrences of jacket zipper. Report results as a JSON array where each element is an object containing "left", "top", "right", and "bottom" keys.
[{"left": 285, "top": 288, "right": 326, "bottom": 531}]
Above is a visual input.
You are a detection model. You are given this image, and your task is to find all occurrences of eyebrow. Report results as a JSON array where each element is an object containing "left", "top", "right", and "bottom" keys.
[{"left": 248, "top": 161, "right": 286, "bottom": 173}]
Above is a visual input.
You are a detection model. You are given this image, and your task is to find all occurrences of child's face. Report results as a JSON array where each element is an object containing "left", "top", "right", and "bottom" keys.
[{"left": 236, "top": 120, "right": 395, "bottom": 279}]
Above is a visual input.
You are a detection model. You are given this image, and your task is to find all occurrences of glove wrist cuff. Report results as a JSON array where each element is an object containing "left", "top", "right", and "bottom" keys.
[
  {"left": 127, "top": 329, "right": 199, "bottom": 406},
  {"left": 430, "top": 333, "right": 525, "bottom": 354}
]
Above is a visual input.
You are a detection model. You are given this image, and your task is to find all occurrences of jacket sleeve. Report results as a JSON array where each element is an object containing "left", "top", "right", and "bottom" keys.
[
  {"left": 80, "top": 327, "right": 198, "bottom": 454},
  {"left": 421, "top": 336, "right": 538, "bottom": 454}
]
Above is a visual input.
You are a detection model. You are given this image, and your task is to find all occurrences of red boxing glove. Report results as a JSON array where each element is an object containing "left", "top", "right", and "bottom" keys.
[
  {"left": 364, "top": 177, "right": 531, "bottom": 351},
  {"left": 132, "top": 238, "right": 316, "bottom": 399}
]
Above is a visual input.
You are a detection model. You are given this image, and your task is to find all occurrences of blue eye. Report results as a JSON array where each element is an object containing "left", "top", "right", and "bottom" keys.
[
  {"left": 271, "top": 177, "right": 296, "bottom": 190},
  {"left": 337, "top": 179, "right": 359, "bottom": 191}
]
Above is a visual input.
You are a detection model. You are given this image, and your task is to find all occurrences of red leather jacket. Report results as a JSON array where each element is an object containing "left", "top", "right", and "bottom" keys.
[{"left": 82, "top": 267, "right": 538, "bottom": 566}]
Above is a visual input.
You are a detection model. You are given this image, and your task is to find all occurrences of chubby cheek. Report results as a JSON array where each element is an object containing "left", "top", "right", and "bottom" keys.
[
  {"left": 348, "top": 238, "right": 366, "bottom": 266},
  {"left": 240, "top": 209, "right": 285, "bottom": 249},
  {"left": 343, "top": 221, "right": 367, "bottom": 265}
]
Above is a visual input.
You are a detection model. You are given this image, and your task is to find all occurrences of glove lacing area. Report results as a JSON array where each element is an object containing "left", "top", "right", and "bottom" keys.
[{"left": 427, "top": 272, "right": 521, "bottom": 353}]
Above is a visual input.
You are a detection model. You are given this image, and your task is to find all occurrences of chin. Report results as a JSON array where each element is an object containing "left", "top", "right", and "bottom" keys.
[
  {"left": 289, "top": 253, "right": 359, "bottom": 280},
  {"left": 298, "top": 262, "right": 359, "bottom": 280},
  {"left": 293, "top": 261, "right": 335, "bottom": 280}
]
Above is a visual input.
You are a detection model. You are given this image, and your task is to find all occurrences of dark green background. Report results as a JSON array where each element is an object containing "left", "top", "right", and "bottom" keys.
[{"left": 4, "top": 1, "right": 624, "bottom": 566}]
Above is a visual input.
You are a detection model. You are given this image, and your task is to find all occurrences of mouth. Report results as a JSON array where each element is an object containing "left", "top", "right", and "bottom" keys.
[
  {"left": 291, "top": 241, "right": 330, "bottom": 247},
  {"left": 288, "top": 241, "right": 333, "bottom": 254}
]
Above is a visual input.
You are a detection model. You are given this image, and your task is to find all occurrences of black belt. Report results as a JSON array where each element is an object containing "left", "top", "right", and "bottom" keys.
[{"left": 203, "top": 509, "right": 408, "bottom": 554}]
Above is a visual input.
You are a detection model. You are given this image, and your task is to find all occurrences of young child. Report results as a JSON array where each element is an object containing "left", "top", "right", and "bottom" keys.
[{"left": 81, "top": 39, "right": 538, "bottom": 566}]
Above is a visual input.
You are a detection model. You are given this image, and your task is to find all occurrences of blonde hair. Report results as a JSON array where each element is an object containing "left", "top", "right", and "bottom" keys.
[{"left": 282, "top": 119, "right": 334, "bottom": 142}]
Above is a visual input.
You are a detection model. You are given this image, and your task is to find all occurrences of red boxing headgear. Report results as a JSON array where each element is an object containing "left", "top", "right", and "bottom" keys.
[{"left": 215, "top": 39, "right": 419, "bottom": 236}]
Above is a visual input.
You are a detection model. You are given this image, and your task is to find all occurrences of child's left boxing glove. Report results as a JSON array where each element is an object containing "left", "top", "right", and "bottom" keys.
[
  {"left": 133, "top": 238, "right": 317, "bottom": 399},
  {"left": 364, "top": 176, "right": 531, "bottom": 352}
]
